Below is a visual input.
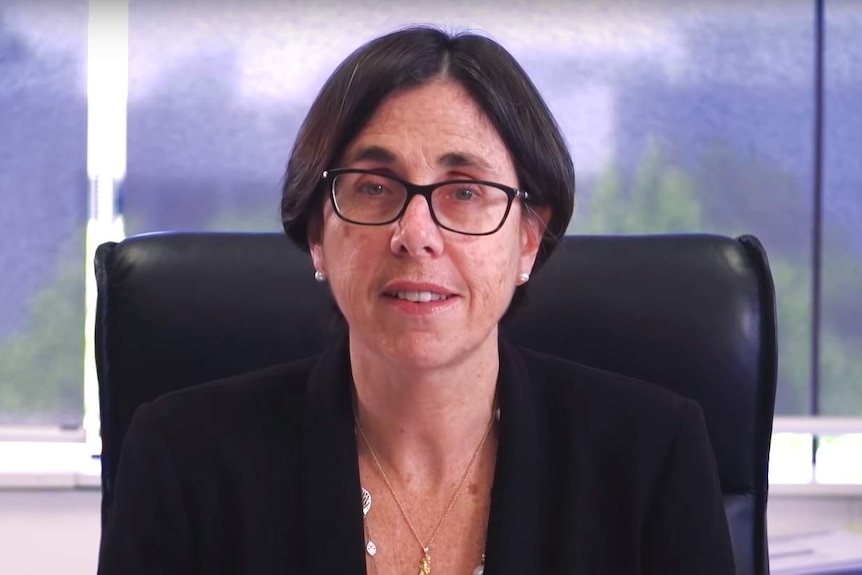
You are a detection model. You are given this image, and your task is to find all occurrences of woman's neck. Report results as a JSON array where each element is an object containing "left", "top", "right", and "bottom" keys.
[{"left": 349, "top": 334, "right": 499, "bottom": 488}]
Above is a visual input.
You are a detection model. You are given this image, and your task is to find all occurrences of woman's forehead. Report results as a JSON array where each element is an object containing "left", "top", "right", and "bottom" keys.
[
  {"left": 341, "top": 81, "right": 515, "bottom": 178},
  {"left": 343, "top": 145, "right": 496, "bottom": 173}
]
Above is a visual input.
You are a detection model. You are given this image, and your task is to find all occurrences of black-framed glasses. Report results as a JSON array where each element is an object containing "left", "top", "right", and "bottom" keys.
[{"left": 321, "top": 168, "right": 529, "bottom": 236}]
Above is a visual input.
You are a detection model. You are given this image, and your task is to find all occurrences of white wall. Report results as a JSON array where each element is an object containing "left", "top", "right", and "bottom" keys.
[
  {"left": 0, "top": 490, "right": 101, "bottom": 575},
  {"left": 769, "top": 494, "right": 862, "bottom": 537},
  {"left": 0, "top": 490, "right": 860, "bottom": 575}
]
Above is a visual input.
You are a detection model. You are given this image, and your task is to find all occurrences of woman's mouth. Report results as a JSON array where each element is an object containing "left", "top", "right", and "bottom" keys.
[{"left": 388, "top": 291, "right": 452, "bottom": 303}]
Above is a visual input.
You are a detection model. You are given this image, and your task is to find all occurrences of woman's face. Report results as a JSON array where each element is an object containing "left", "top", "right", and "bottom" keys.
[{"left": 309, "top": 79, "right": 545, "bottom": 370}]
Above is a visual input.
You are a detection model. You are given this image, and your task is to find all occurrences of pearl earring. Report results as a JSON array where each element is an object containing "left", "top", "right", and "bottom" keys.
[
  {"left": 519, "top": 272, "right": 530, "bottom": 283},
  {"left": 314, "top": 270, "right": 326, "bottom": 282}
]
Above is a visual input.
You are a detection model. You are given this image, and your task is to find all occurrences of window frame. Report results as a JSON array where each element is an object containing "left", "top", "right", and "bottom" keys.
[{"left": 3, "top": 0, "right": 862, "bottom": 496}]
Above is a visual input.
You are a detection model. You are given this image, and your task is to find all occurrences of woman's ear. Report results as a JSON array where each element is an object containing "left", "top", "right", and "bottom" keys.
[
  {"left": 308, "top": 226, "right": 326, "bottom": 276},
  {"left": 309, "top": 243, "right": 325, "bottom": 273},
  {"left": 519, "top": 206, "right": 551, "bottom": 272}
]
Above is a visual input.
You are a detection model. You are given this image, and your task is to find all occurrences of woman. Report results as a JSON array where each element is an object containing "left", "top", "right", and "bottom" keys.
[{"left": 98, "top": 26, "right": 735, "bottom": 574}]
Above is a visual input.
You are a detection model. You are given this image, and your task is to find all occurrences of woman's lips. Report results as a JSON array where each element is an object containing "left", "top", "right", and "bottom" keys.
[
  {"left": 381, "top": 282, "right": 459, "bottom": 312},
  {"left": 388, "top": 290, "right": 452, "bottom": 303}
]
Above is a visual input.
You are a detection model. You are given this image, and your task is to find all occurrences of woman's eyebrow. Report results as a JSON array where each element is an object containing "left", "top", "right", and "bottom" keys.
[
  {"left": 345, "top": 147, "right": 493, "bottom": 173},
  {"left": 438, "top": 151, "right": 493, "bottom": 172},
  {"left": 345, "top": 145, "right": 397, "bottom": 165}
]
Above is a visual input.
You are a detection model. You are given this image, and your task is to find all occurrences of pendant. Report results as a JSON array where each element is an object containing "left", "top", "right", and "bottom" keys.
[
  {"left": 472, "top": 551, "right": 485, "bottom": 575},
  {"left": 360, "top": 488, "right": 375, "bottom": 556},
  {"left": 417, "top": 548, "right": 431, "bottom": 575},
  {"left": 361, "top": 487, "right": 372, "bottom": 518}
]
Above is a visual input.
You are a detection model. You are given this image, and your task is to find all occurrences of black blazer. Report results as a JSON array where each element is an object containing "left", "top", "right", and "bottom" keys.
[{"left": 97, "top": 336, "right": 736, "bottom": 574}]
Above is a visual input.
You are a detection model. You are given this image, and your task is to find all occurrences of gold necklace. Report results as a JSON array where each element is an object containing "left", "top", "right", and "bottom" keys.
[{"left": 355, "top": 412, "right": 495, "bottom": 575}]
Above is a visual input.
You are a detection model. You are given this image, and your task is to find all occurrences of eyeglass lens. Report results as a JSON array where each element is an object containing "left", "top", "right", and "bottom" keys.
[{"left": 332, "top": 172, "right": 512, "bottom": 234}]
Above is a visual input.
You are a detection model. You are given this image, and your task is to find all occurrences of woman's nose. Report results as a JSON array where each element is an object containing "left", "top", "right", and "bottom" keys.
[{"left": 390, "top": 194, "right": 444, "bottom": 257}]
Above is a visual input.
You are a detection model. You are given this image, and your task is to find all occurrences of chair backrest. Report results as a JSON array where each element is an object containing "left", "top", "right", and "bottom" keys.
[{"left": 95, "top": 231, "right": 777, "bottom": 575}]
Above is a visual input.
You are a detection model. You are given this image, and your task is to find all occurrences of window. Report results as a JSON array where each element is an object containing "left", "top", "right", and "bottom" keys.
[
  {"left": 0, "top": 0, "right": 88, "bottom": 428},
  {"left": 116, "top": 0, "right": 862, "bottom": 484},
  {"left": 2, "top": 0, "right": 860, "bottom": 488},
  {"left": 821, "top": 0, "right": 862, "bottom": 416},
  {"left": 122, "top": 2, "right": 821, "bottom": 420}
]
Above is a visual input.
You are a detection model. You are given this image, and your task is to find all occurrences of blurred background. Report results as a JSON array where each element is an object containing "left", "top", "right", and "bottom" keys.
[{"left": 0, "top": 0, "right": 860, "bottom": 572}]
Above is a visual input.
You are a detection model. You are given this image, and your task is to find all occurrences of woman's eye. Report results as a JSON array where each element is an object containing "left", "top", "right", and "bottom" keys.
[
  {"left": 357, "top": 182, "right": 387, "bottom": 196},
  {"left": 453, "top": 187, "right": 478, "bottom": 201}
]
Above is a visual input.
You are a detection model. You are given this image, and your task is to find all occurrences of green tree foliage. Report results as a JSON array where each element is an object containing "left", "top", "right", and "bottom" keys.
[
  {"left": 819, "top": 246, "right": 862, "bottom": 414},
  {"left": 768, "top": 260, "right": 814, "bottom": 414},
  {"left": 575, "top": 140, "right": 853, "bottom": 415},
  {"left": 0, "top": 234, "right": 84, "bottom": 425},
  {"left": 579, "top": 140, "right": 702, "bottom": 234},
  {"left": 820, "top": 330, "right": 862, "bottom": 415}
]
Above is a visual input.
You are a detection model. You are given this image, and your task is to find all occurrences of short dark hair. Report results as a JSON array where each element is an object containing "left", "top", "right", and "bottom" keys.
[{"left": 281, "top": 25, "right": 575, "bottom": 270}]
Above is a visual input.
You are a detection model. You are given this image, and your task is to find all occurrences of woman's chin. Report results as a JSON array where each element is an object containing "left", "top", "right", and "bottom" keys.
[
  {"left": 386, "top": 333, "right": 452, "bottom": 366},
  {"left": 356, "top": 329, "right": 495, "bottom": 373}
]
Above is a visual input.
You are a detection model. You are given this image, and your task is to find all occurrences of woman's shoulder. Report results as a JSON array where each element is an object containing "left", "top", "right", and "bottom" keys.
[
  {"left": 156, "top": 354, "right": 316, "bottom": 407},
  {"left": 506, "top": 342, "right": 703, "bottom": 449},
  {"left": 138, "top": 354, "right": 320, "bottom": 445},
  {"left": 513, "top": 343, "right": 692, "bottom": 412},
  {"left": 506, "top": 343, "right": 717, "bottom": 499}
]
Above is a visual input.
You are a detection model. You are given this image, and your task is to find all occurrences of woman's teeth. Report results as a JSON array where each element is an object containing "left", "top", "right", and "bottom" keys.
[{"left": 393, "top": 291, "right": 449, "bottom": 303}]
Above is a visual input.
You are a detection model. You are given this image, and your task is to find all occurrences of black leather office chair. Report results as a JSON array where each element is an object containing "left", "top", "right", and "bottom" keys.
[{"left": 95, "top": 232, "right": 777, "bottom": 575}]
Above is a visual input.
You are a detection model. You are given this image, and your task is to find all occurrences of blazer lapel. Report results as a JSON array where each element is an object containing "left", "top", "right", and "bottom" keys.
[
  {"left": 484, "top": 340, "right": 541, "bottom": 574},
  {"left": 299, "top": 334, "right": 367, "bottom": 574}
]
